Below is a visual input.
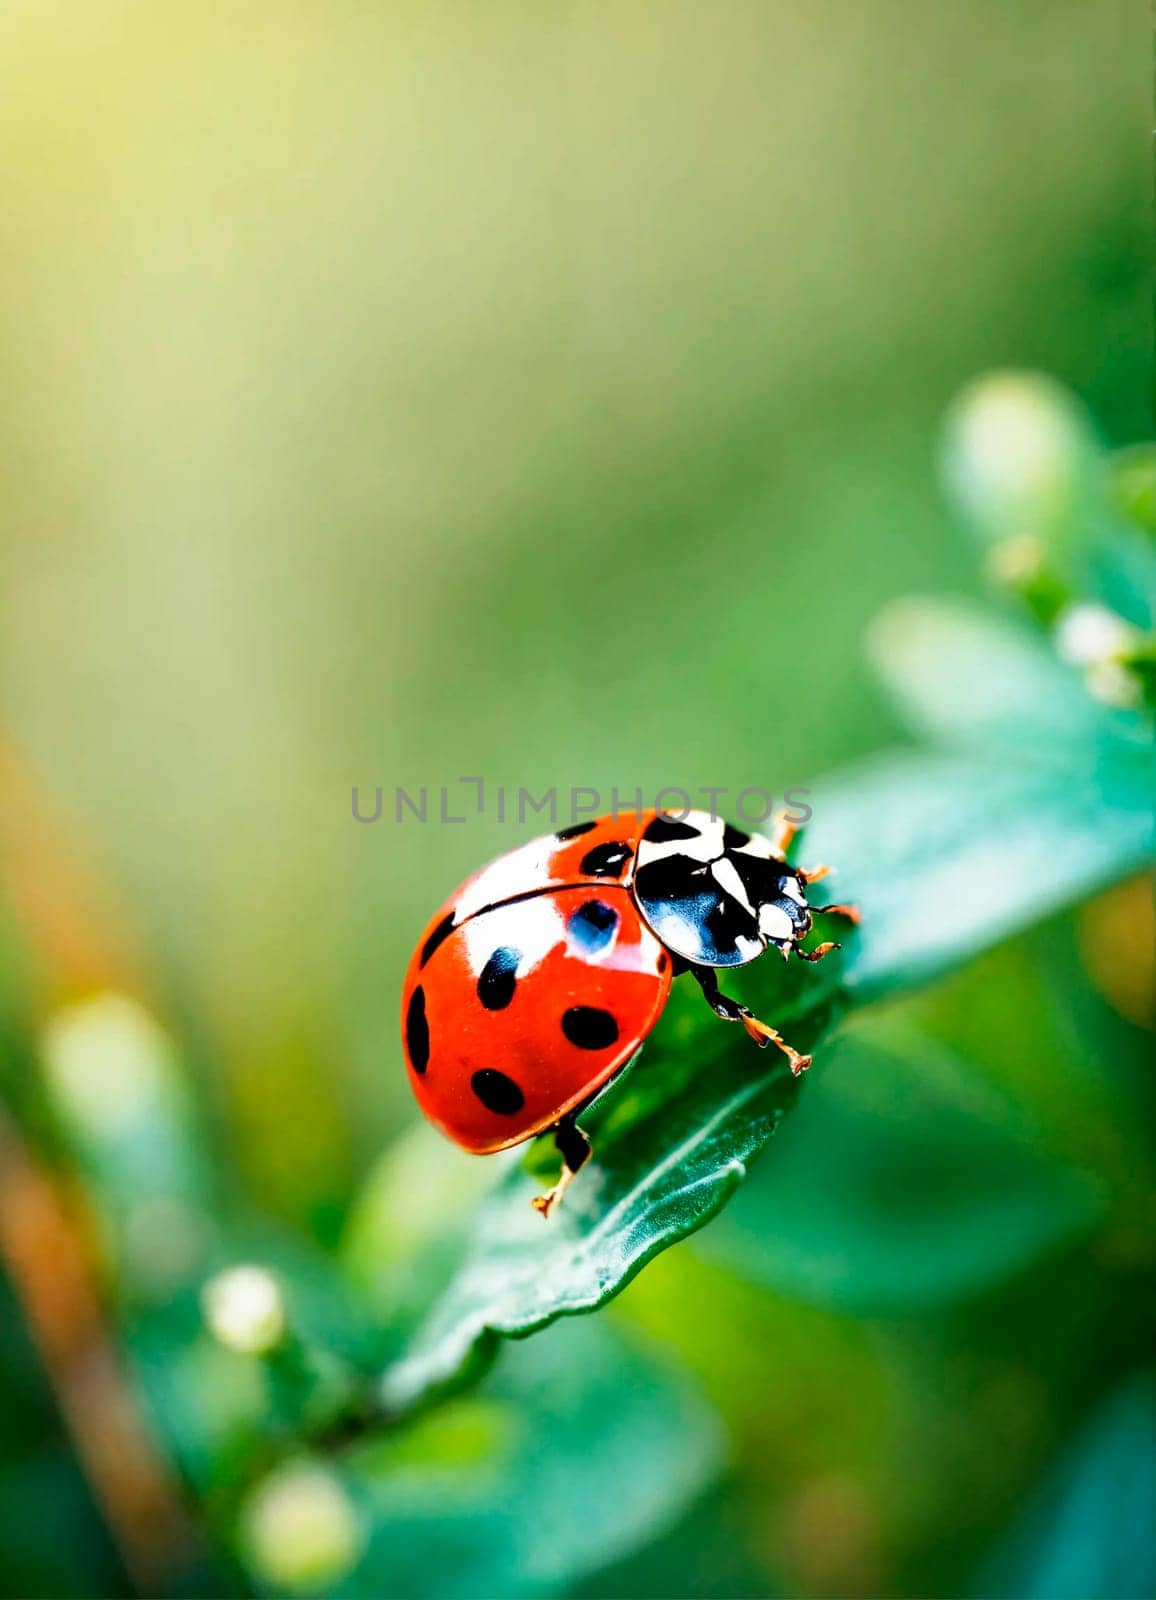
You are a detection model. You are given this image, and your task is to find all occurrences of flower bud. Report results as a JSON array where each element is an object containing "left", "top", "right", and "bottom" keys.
[
  {"left": 242, "top": 1460, "right": 362, "bottom": 1591},
  {"left": 1053, "top": 603, "right": 1145, "bottom": 709},
  {"left": 202, "top": 1265, "right": 286, "bottom": 1355},
  {"left": 941, "top": 371, "right": 1095, "bottom": 549},
  {"left": 42, "top": 993, "right": 175, "bottom": 1134},
  {"left": 1054, "top": 603, "right": 1137, "bottom": 669}
]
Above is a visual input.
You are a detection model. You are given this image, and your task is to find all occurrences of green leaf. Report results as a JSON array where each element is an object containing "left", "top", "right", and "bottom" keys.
[
  {"left": 980, "top": 1370, "right": 1156, "bottom": 1599},
  {"left": 379, "top": 999, "right": 801, "bottom": 1414},
  {"left": 818, "top": 742, "right": 1154, "bottom": 1002},
  {"left": 819, "top": 598, "right": 1153, "bottom": 995},
  {"left": 342, "top": 1121, "right": 498, "bottom": 1336},
  {"left": 259, "top": 1319, "right": 721, "bottom": 1600},
  {"left": 866, "top": 598, "right": 1109, "bottom": 749},
  {"left": 372, "top": 585, "right": 1153, "bottom": 1415},
  {"left": 378, "top": 745, "right": 1150, "bottom": 1414},
  {"left": 695, "top": 1022, "right": 1106, "bottom": 1312}
]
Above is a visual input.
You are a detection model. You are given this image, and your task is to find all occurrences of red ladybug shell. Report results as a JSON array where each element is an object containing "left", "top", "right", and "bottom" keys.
[
  {"left": 422, "top": 810, "right": 655, "bottom": 938},
  {"left": 401, "top": 812, "right": 667, "bottom": 1152}
]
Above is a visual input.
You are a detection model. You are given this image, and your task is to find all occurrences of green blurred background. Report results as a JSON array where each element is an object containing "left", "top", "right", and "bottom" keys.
[{"left": 0, "top": 3, "right": 1151, "bottom": 1597}]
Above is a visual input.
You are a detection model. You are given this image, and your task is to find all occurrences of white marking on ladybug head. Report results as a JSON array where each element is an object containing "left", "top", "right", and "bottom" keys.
[
  {"left": 758, "top": 902, "right": 795, "bottom": 942},
  {"left": 732, "top": 830, "right": 775, "bottom": 861},
  {"left": 780, "top": 875, "right": 806, "bottom": 904},
  {"left": 636, "top": 811, "right": 722, "bottom": 867}
]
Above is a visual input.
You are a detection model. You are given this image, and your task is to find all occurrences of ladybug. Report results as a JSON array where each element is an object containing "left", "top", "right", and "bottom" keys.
[{"left": 401, "top": 809, "right": 858, "bottom": 1217}]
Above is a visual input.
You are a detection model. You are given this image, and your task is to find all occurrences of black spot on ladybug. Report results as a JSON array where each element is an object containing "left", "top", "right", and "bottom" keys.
[
  {"left": 478, "top": 946, "right": 519, "bottom": 1010},
  {"left": 657, "top": 950, "right": 669, "bottom": 973},
  {"left": 561, "top": 1006, "right": 620, "bottom": 1050},
  {"left": 420, "top": 911, "right": 456, "bottom": 968},
  {"left": 556, "top": 820, "right": 597, "bottom": 840},
  {"left": 634, "top": 853, "right": 707, "bottom": 904},
  {"left": 644, "top": 814, "right": 701, "bottom": 843},
  {"left": 405, "top": 986, "right": 430, "bottom": 1074},
  {"left": 579, "top": 840, "right": 632, "bottom": 877},
  {"left": 470, "top": 1068, "right": 525, "bottom": 1115},
  {"left": 723, "top": 822, "right": 750, "bottom": 851},
  {"left": 567, "top": 899, "right": 618, "bottom": 954}
]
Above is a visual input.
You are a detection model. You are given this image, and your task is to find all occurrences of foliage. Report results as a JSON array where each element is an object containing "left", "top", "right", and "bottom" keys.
[
  {"left": 373, "top": 379, "right": 1154, "bottom": 1418},
  {"left": 1, "top": 12, "right": 1153, "bottom": 1567},
  {"left": 2, "top": 368, "right": 1149, "bottom": 1600},
  {"left": 981, "top": 1370, "right": 1156, "bottom": 1600}
]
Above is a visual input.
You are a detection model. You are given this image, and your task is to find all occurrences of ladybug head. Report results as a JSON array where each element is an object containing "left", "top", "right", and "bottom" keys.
[{"left": 632, "top": 810, "right": 810, "bottom": 969}]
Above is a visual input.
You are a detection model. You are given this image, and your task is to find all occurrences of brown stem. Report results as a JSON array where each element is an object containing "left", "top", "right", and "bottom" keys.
[{"left": 0, "top": 1111, "right": 198, "bottom": 1590}]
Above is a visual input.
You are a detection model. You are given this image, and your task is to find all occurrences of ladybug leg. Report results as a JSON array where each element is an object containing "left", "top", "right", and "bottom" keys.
[
  {"left": 800, "top": 863, "right": 831, "bottom": 884},
  {"left": 812, "top": 902, "right": 861, "bottom": 925},
  {"left": 769, "top": 811, "right": 801, "bottom": 859},
  {"left": 691, "top": 966, "right": 812, "bottom": 1076},
  {"left": 795, "top": 941, "right": 839, "bottom": 963},
  {"left": 793, "top": 899, "right": 859, "bottom": 962},
  {"left": 531, "top": 1116, "right": 592, "bottom": 1220}
]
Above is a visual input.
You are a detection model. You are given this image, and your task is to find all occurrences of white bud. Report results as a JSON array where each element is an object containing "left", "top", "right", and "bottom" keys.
[
  {"left": 242, "top": 1461, "right": 362, "bottom": 1591},
  {"left": 42, "top": 993, "right": 176, "bottom": 1134},
  {"left": 1053, "top": 605, "right": 1143, "bottom": 709},
  {"left": 1054, "top": 603, "right": 1137, "bottom": 668},
  {"left": 202, "top": 1265, "right": 286, "bottom": 1355},
  {"left": 942, "top": 372, "right": 1090, "bottom": 542}
]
